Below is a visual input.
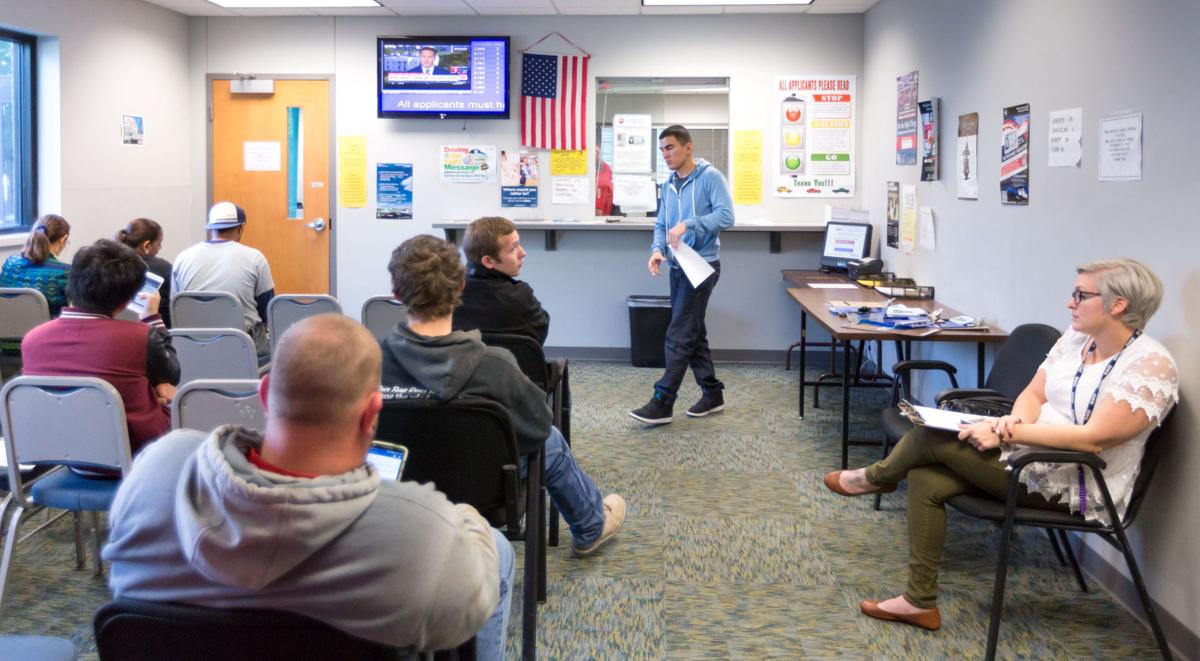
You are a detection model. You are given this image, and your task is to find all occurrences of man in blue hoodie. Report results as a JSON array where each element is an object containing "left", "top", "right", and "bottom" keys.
[{"left": 630, "top": 125, "right": 735, "bottom": 425}]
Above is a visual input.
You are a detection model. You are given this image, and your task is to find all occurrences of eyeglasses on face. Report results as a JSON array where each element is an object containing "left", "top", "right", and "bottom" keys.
[{"left": 1071, "top": 288, "right": 1102, "bottom": 304}]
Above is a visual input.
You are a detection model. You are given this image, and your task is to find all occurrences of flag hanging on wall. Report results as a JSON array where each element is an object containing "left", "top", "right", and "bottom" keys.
[{"left": 521, "top": 53, "right": 589, "bottom": 150}]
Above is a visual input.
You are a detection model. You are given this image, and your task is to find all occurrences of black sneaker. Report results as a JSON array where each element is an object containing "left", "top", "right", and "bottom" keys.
[
  {"left": 686, "top": 390, "right": 725, "bottom": 417},
  {"left": 629, "top": 394, "right": 673, "bottom": 425}
]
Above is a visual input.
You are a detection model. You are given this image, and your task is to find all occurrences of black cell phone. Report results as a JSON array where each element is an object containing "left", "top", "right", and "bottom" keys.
[{"left": 367, "top": 441, "right": 408, "bottom": 481}]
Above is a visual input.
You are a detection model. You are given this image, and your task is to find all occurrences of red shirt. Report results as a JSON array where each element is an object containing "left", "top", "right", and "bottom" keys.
[{"left": 246, "top": 447, "right": 317, "bottom": 479}]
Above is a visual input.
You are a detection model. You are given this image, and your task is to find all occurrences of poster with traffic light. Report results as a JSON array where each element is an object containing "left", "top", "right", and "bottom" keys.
[{"left": 774, "top": 75, "right": 856, "bottom": 198}]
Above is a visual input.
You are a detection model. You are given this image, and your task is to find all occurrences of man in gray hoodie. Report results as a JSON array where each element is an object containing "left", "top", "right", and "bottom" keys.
[
  {"left": 104, "top": 313, "right": 514, "bottom": 659},
  {"left": 380, "top": 235, "right": 626, "bottom": 557}
]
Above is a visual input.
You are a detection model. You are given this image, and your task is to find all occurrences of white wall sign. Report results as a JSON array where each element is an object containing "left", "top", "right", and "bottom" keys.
[
  {"left": 1048, "top": 107, "right": 1083, "bottom": 167},
  {"left": 612, "top": 114, "right": 653, "bottom": 174},
  {"left": 244, "top": 141, "right": 281, "bottom": 171},
  {"left": 552, "top": 176, "right": 589, "bottom": 205},
  {"left": 1098, "top": 112, "right": 1142, "bottom": 181}
]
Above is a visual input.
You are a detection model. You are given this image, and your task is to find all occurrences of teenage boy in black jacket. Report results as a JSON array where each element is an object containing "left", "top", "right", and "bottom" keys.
[{"left": 453, "top": 216, "right": 548, "bottom": 344}]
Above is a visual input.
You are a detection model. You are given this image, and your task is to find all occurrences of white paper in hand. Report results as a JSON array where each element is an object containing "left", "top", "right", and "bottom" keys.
[{"left": 668, "top": 241, "right": 716, "bottom": 288}]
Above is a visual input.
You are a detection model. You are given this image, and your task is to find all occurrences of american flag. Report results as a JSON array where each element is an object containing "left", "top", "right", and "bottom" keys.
[{"left": 521, "top": 53, "right": 588, "bottom": 150}]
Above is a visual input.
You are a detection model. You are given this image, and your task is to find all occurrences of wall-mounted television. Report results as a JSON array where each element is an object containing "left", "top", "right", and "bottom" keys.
[{"left": 377, "top": 36, "right": 510, "bottom": 119}]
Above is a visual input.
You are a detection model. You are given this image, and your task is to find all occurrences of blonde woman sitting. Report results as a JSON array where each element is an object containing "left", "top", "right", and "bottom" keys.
[{"left": 824, "top": 259, "right": 1178, "bottom": 630}]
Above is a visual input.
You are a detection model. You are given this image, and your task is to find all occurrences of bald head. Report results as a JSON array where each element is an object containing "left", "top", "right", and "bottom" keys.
[{"left": 268, "top": 314, "right": 382, "bottom": 426}]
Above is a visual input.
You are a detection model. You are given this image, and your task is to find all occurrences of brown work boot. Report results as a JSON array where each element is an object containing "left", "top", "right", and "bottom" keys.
[{"left": 572, "top": 494, "right": 627, "bottom": 557}]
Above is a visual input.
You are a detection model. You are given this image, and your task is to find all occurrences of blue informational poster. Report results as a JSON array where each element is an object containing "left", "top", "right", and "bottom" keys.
[
  {"left": 376, "top": 163, "right": 413, "bottom": 219},
  {"left": 896, "top": 71, "right": 919, "bottom": 165},
  {"left": 501, "top": 186, "right": 538, "bottom": 207}
]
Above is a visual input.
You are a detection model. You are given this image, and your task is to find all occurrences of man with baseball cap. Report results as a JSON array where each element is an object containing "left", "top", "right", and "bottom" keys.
[{"left": 172, "top": 201, "right": 276, "bottom": 360}]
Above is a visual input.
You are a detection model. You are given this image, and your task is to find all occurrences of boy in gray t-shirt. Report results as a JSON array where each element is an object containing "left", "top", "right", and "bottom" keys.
[{"left": 172, "top": 202, "right": 276, "bottom": 358}]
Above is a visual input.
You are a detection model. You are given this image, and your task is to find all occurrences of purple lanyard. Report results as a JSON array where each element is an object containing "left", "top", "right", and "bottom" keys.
[{"left": 1068, "top": 330, "right": 1140, "bottom": 515}]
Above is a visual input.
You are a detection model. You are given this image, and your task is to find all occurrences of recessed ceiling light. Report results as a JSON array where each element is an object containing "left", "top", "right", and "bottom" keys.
[
  {"left": 643, "top": 0, "right": 813, "bottom": 5},
  {"left": 208, "top": 0, "right": 380, "bottom": 8}
]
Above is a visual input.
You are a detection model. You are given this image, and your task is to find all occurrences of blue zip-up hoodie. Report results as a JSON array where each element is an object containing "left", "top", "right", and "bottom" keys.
[{"left": 651, "top": 158, "right": 735, "bottom": 265}]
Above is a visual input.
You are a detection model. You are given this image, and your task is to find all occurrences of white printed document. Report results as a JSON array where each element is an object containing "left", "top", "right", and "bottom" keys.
[
  {"left": 668, "top": 241, "right": 715, "bottom": 288},
  {"left": 900, "top": 402, "right": 986, "bottom": 432}
]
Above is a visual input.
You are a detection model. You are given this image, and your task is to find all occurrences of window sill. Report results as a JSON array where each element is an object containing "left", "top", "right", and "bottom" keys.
[{"left": 0, "top": 232, "right": 29, "bottom": 248}]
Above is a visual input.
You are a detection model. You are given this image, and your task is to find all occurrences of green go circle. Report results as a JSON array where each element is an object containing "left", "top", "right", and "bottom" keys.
[{"left": 784, "top": 155, "right": 803, "bottom": 170}]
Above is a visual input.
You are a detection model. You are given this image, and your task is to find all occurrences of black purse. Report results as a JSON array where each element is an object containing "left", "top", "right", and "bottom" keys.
[{"left": 938, "top": 395, "right": 1014, "bottom": 418}]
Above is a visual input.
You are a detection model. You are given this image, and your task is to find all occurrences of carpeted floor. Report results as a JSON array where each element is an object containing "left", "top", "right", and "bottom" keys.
[{"left": 0, "top": 361, "right": 1164, "bottom": 659}]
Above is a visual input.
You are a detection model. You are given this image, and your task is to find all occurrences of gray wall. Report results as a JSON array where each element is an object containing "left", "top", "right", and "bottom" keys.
[
  {"left": 862, "top": 0, "right": 1200, "bottom": 651},
  {"left": 0, "top": 0, "right": 192, "bottom": 264},
  {"left": 189, "top": 14, "right": 865, "bottom": 351}
]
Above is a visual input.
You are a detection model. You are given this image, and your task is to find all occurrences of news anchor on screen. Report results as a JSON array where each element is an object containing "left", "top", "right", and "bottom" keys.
[{"left": 406, "top": 47, "right": 450, "bottom": 75}]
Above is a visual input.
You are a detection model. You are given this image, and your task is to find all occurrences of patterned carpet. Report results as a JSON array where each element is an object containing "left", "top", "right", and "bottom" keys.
[{"left": 0, "top": 361, "right": 1164, "bottom": 659}]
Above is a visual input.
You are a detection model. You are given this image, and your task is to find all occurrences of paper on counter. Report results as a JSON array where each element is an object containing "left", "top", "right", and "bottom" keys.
[
  {"left": 809, "top": 283, "right": 859, "bottom": 289},
  {"left": 668, "top": 241, "right": 715, "bottom": 288}
]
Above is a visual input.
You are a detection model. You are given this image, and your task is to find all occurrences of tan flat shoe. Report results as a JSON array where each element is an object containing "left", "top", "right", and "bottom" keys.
[
  {"left": 859, "top": 599, "right": 941, "bottom": 631},
  {"left": 823, "top": 470, "right": 898, "bottom": 497}
]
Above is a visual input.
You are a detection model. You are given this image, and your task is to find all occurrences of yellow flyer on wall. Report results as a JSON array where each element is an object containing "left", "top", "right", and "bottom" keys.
[
  {"left": 732, "top": 130, "right": 763, "bottom": 205},
  {"left": 550, "top": 149, "right": 587, "bottom": 176},
  {"left": 773, "top": 75, "right": 856, "bottom": 198},
  {"left": 338, "top": 135, "right": 367, "bottom": 208}
]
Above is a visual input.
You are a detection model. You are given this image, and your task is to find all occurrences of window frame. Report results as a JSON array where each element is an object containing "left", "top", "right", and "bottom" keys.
[{"left": 0, "top": 27, "right": 37, "bottom": 235}]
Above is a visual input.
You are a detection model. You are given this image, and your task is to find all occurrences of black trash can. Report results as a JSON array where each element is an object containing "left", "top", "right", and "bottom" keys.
[{"left": 627, "top": 295, "right": 672, "bottom": 368}]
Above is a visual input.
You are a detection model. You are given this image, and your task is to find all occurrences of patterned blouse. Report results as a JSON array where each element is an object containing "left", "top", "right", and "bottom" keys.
[
  {"left": 1, "top": 254, "right": 70, "bottom": 354},
  {"left": 1000, "top": 327, "right": 1178, "bottom": 525}
]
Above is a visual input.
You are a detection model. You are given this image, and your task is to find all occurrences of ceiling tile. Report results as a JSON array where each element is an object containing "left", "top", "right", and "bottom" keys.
[{"left": 138, "top": 0, "right": 240, "bottom": 15}]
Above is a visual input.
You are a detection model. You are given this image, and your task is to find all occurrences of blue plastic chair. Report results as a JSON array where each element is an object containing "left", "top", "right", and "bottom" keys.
[{"left": 0, "top": 376, "right": 133, "bottom": 612}]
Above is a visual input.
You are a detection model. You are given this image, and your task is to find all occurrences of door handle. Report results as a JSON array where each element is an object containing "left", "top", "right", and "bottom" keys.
[{"left": 305, "top": 218, "right": 326, "bottom": 232}]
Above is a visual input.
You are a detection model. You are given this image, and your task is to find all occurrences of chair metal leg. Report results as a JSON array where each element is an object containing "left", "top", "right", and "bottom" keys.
[
  {"left": 0, "top": 505, "right": 26, "bottom": 614},
  {"left": 91, "top": 511, "right": 104, "bottom": 577},
  {"left": 985, "top": 484, "right": 1022, "bottom": 661},
  {"left": 537, "top": 485, "right": 547, "bottom": 604},
  {"left": 73, "top": 511, "right": 86, "bottom": 569},
  {"left": 521, "top": 451, "right": 541, "bottom": 661},
  {"left": 1057, "top": 530, "right": 1088, "bottom": 592},
  {"left": 1045, "top": 527, "right": 1067, "bottom": 566},
  {"left": 1110, "top": 530, "right": 1172, "bottom": 659}
]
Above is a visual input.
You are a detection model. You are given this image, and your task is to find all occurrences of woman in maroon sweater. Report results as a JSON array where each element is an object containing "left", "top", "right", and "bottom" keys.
[{"left": 21, "top": 239, "right": 180, "bottom": 455}]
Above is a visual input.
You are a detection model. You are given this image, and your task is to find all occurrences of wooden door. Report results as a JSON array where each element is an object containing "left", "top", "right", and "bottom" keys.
[{"left": 211, "top": 79, "right": 331, "bottom": 294}]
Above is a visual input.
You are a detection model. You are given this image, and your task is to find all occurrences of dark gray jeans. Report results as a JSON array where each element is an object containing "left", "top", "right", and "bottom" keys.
[{"left": 653, "top": 260, "right": 723, "bottom": 403}]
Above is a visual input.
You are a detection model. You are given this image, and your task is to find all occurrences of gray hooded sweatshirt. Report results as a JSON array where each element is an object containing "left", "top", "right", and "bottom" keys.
[
  {"left": 380, "top": 324, "right": 552, "bottom": 456},
  {"left": 104, "top": 425, "right": 500, "bottom": 652}
]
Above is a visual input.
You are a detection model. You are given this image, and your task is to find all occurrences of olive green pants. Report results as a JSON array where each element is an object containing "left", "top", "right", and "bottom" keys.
[{"left": 865, "top": 425, "right": 1068, "bottom": 609}]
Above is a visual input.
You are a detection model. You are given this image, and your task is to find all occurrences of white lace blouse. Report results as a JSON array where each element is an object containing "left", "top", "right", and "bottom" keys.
[{"left": 999, "top": 327, "right": 1178, "bottom": 525}]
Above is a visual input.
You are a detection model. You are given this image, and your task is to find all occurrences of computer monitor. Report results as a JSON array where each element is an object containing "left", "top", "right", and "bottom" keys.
[{"left": 819, "top": 221, "right": 872, "bottom": 271}]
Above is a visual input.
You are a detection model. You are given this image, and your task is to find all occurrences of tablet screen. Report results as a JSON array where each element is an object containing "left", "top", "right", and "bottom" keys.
[
  {"left": 367, "top": 443, "right": 407, "bottom": 481},
  {"left": 126, "top": 270, "right": 165, "bottom": 314}
]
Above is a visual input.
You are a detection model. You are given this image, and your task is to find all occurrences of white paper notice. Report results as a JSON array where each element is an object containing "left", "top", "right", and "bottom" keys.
[
  {"left": 668, "top": 241, "right": 716, "bottom": 288},
  {"left": 918, "top": 207, "right": 936, "bottom": 251},
  {"left": 612, "top": 114, "right": 653, "bottom": 173},
  {"left": 1099, "top": 113, "right": 1142, "bottom": 181},
  {"left": 1048, "top": 107, "right": 1083, "bottom": 167},
  {"left": 612, "top": 173, "right": 657, "bottom": 211},
  {"left": 809, "top": 283, "right": 859, "bottom": 289},
  {"left": 244, "top": 141, "right": 281, "bottom": 171},
  {"left": 551, "top": 177, "right": 589, "bottom": 205}
]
